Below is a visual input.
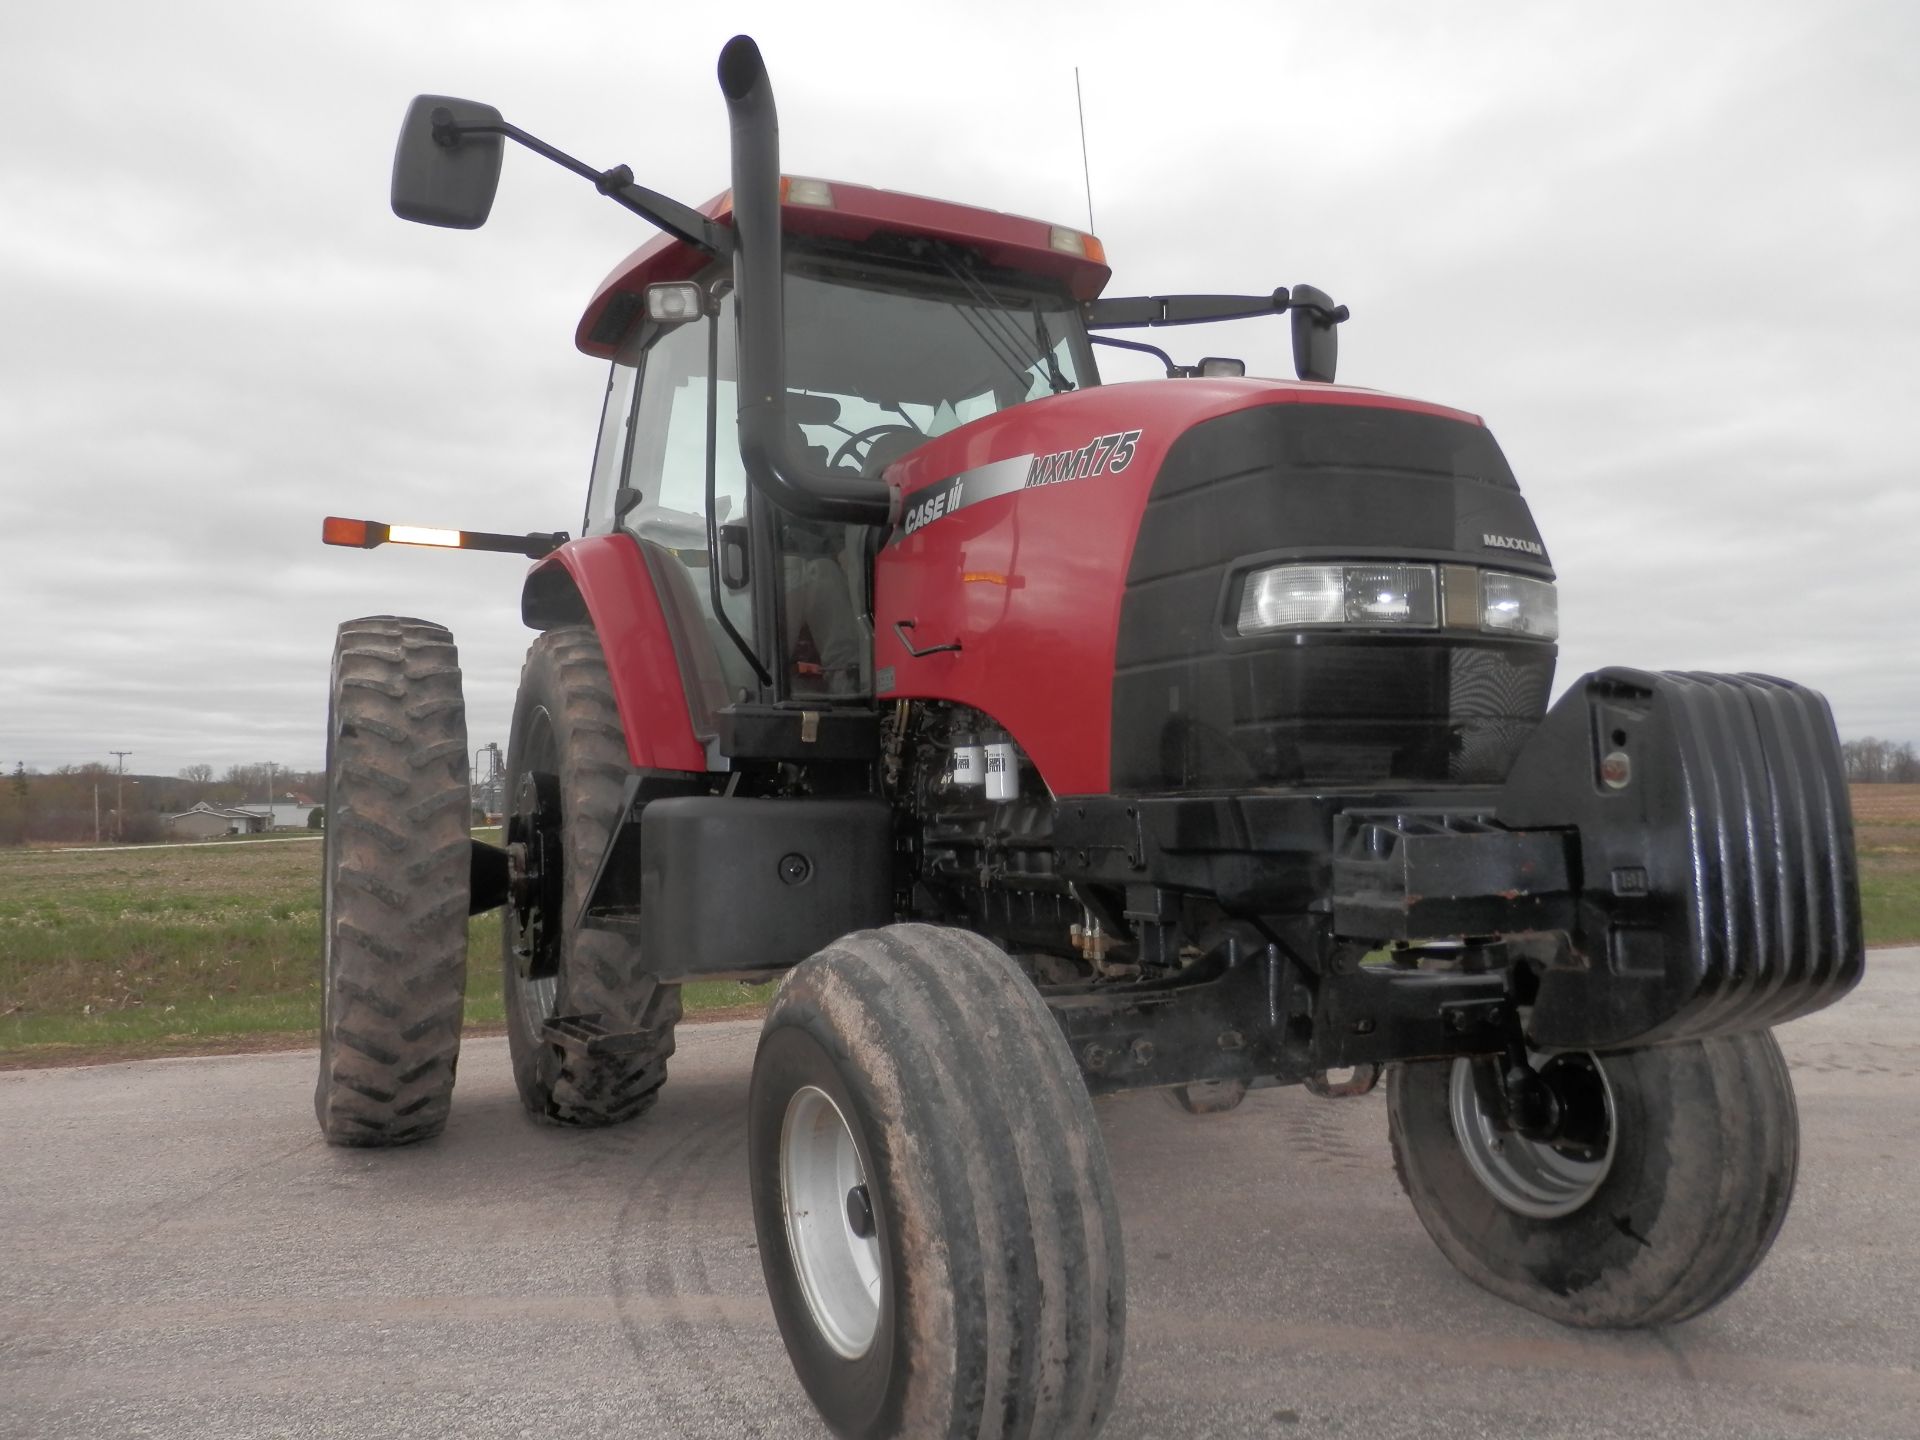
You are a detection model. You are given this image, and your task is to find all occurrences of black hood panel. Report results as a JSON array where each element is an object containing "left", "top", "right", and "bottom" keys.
[{"left": 1113, "top": 402, "right": 1556, "bottom": 794}]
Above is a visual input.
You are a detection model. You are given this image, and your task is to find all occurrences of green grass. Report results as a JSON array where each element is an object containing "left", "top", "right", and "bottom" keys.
[
  {"left": 1850, "top": 785, "right": 1920, "bottom": 948},
  {"left": 0, "top": 836, "right": 771, "bottom": 1064},
  {"left": 1859, "top": 864, "right": 1920, "bottom": 950}
]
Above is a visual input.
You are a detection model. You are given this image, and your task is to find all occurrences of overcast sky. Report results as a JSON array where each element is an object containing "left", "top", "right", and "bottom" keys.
[{"left": 3, "top": 0, "right": 1914, "bottom": 778}]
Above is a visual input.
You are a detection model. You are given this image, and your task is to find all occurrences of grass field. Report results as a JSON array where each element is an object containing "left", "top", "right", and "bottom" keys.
[
  {"left": 2, "top": 786, "right": 1915, "bottom": 1066},
  {"left": 0, "top": 832, "right": 771, "bottom": 1066},
  {"left": 1849, "top": 784, "right": 1920, "bottom": 949}
]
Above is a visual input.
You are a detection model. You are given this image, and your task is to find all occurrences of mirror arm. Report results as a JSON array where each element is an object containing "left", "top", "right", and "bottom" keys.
[
  {"left": 434, "top": 113, "right": 732, "bottom": 256},
  {"left": 1090, "top": 333, "right": 1184, "bottom": 377},
  {"left": 1084, "top": 289, "right": 1291, "bottom": 329}
]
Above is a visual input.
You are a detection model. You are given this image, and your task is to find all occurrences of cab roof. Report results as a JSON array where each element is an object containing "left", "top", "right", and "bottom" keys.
[{"left": 574, "top": 178, "right": 1112, "bottom": 359}]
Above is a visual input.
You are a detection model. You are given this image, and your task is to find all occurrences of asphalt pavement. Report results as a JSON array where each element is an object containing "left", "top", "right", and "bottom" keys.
[{"left": 3, "top": 952, "right": 1917, "bottom": 1440}]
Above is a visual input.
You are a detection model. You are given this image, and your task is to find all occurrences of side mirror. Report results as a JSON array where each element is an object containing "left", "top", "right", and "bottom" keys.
[
  {"left": 391, "top": 95, "right": 505, "bottom": 229},
  {"left": 1290, "top": 283, "right": 1343, "bottom": 383}
]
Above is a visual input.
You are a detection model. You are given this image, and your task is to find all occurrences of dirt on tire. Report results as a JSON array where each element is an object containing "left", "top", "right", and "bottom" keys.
[{"left": 501, "top": 624, "right": 680, "bottom": 1127}]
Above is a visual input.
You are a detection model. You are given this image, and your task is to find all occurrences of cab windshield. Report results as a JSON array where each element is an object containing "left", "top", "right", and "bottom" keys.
[
  {"left": 781, "top": 254, "right": 1095, "bottom": 463},
  {"left": 602, "top": 253, "right": 1094, "bottom": 707}
]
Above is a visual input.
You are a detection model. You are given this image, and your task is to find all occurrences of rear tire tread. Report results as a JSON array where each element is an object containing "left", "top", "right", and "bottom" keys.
[
  {"left": 315, "top": 616, "right": 468, "bottom": 1149},
  {"left": 505, "top": 625, "right": 680, "bottom": 1128}
]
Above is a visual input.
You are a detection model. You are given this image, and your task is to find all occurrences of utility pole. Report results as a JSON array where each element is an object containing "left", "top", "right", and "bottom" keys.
[
  {"left": 111, "top": 751, "right": 132, "bottom": 841},
  {"left": 265, "top": 761, "right": 276, "bottom": 829}
]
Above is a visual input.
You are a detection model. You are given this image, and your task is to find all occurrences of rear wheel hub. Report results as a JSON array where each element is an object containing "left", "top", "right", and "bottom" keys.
[{"left": 506, "top": 769, "right": 564, "bottom": 982}]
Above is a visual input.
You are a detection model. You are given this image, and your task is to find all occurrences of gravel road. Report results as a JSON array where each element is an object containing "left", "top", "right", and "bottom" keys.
[{"left": 3, "top": 952, "right": 1916, "bottom": 1440}]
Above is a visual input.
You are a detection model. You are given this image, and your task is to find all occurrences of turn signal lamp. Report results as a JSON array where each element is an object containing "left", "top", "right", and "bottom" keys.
[
  {"left": 322, "top": 516, "right": 376, "bottom": 548},
  {"left": 1049, "top": 226, "right": 1105, "bottom": 265},
  {"left": 321, "top": 517, "right": 566, "bottom": 559}
]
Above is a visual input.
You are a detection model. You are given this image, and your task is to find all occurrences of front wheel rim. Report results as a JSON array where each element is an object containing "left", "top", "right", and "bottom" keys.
[
  {"left": 1448, "top": 1052, "right": 1617, "bottom": 1219},
  {"left": 780, "top": 1085, "right": 882, "bottom": 1359}
]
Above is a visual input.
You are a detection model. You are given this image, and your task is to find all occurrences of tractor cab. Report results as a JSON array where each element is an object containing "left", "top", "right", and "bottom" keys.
[{"left": 571, "top": 183, "right": 1105, "bottom": 710}]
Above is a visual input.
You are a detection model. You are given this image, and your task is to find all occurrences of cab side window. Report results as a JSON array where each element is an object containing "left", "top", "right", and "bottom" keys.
[
  {"left": 618, "top": 301, "right": 759, "bottom": 705},
  {"left": 583, "top": 360, "right": 641, "bottom": 535}
]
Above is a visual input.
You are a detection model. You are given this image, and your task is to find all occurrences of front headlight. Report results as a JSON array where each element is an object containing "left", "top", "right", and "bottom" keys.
[
  {"left": 1236, "top": 561, "right": 1557, "bottom": 640},
  {"left": 1480, "top": 571, "right": 1559, "bottom": 639},
  {"left": 1237, "top": 563, "right": 1438, "bottom": 634}
]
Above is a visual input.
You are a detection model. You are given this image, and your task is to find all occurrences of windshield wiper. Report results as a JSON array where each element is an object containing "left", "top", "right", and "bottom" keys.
[
  {"left": 1030, "top": 304, "right": 1073, "bottom": 394},
  {"left": 919, "top": 242, "right": 1069, "bottom": 398},
  {"left": 951, "top": 301, "right": 1042, "bottom": 397}
]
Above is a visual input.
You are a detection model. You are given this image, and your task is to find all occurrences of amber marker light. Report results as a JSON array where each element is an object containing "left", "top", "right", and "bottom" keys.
[
  {"left": 321, "top": 516, "right": 382, "bottom": 548},
  {"left": 320, "top": 515, "right": 568, "bottom": 560}
]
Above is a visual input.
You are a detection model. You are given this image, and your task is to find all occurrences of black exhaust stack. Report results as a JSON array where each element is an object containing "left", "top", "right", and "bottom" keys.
[{"left": 717, "top": 36, "right": 891, "bottom": 526}]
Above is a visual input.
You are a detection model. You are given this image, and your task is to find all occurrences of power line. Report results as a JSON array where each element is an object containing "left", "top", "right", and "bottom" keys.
[{"left": 111, "top": 750, "right": 132, "bottom": 842}]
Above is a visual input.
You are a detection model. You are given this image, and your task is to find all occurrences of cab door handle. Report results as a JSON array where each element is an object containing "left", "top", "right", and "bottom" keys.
[{"left": 893, "top": 620, "right": 962, "bottom": 657}]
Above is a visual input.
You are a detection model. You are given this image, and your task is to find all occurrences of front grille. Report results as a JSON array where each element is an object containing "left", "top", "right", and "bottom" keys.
[{"left": 1111, "top": 402, "right": 1555, "bottom": 793}]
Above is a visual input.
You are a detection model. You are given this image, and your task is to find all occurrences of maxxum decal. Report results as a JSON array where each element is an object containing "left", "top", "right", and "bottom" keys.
[
  {"left": 893, "top": 429, "right": 1143, "bottom": 544},
  {"left": 1481, "top": 532, "right": 1546, "bottom": 558},
  {"left": 1024, "top": 430, "right": 1141, "bottom": 488}
]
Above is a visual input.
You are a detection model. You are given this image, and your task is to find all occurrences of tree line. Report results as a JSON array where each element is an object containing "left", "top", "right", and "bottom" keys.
[
  {"left": 2, "top": 738, "right": 1914, "bottom": 846},
  {"left": 0, "top": 762, "right": 323, "bottom": 845},
  {"left": 1842, "top": 737, "right": 1920, "bottom": 784}
]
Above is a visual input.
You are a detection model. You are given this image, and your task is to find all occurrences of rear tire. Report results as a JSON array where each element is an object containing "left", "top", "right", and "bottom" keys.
[
  {"left": 314, "top": 616, "right": 469, "bottom": 1147},
  {"left": 502, "top": 624, "right": 680, "bottom": 1126},
  {"left": 1387, "top": 1030, "right": 1799, "bottom": 1327},
  {"left": 749, "top": 924, "right": 1126, "bottom": 1440}
]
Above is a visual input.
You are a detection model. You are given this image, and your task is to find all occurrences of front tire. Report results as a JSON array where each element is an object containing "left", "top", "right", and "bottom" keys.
[
  {"left": 1387, "top": 1030, "right": 1799, "bottom": 1327},
  {"left": 501, "top": 624, "right": 680, "bottom": 1126},
  {"left": 749, "top": 924, "right": 1126, "bottom": 1440},
  {"left": 314, "top": 616, "right": 469, "bottom": 1147}
]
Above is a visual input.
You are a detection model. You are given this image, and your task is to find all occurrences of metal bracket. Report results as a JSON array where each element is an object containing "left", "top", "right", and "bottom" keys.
[
  {"left": 893, "top": 619, "right": 961, "bottom": 657},
  {"left": 541, "top": 1013, "right": 665, "bottom": 1060},
  {"left": 1305, "top": 1063, "right": 1381, "bottom": 1098}
]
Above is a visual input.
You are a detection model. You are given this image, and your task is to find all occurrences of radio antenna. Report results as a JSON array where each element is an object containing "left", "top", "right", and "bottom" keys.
[{"left": 1074, "top": 67, "right": 1095, "bottom": 234}]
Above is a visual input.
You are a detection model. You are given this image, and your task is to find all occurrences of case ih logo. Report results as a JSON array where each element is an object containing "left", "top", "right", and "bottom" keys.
[
  {"left": 1024, "top": 430, "right": 1141, "bottom": 488},
  {"left": 894, "top": 429, "right": 1146, "bottom": 543},
  {"left": 1482, "top": 532, "right": 1546, "bottom": 558}
]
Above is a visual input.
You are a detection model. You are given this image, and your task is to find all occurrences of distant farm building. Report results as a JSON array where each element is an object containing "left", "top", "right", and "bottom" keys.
[
  {"left": 240, "top": 801, "right": 316, "bottom": 829},
  {"left": 165, "top": 802, "right": 269, "bottom": 839}
]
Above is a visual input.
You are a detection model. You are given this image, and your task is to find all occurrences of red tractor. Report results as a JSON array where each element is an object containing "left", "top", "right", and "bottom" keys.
[{"left": 317, "top": 35, "right": 1863, "bottom": 1440}]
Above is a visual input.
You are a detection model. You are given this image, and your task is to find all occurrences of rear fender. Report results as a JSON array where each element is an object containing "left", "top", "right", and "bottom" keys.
[{"left": 521, "top": 535, "right": 710, "bottom": 773}]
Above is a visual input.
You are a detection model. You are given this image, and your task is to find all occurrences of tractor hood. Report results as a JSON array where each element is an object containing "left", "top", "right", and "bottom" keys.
[
  {"left": 873, "top": 377, "right": 1556, "bottom": 797},
  {"left": 882, "top": 376, "right": 1540, "bottom": 560}
]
